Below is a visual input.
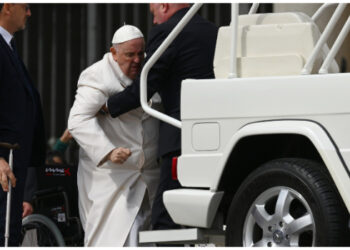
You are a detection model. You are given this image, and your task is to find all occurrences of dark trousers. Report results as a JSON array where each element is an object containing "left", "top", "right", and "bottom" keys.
[
  {"left": 151, "top": 151, "right": 182, "bottom": 230},
  {"left": 0, "top": 163, "right": 27, "bottom": 246}
]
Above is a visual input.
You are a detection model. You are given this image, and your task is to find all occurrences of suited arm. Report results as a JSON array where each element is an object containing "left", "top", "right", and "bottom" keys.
[
  {"left": 0, "top": 51, "right": 9, "bottom": 160},
  {"left": 23, "top": 167, "right": 37, "bottom": 203},
  {"left": 0, "top": 149, "right": 8, "bottom": 161},
  {"left": 68, "top": 86, "right": 116, "bottom": 167},
  {"left": 30, "top": 92, "right": 46, "bottom": 168},
  {"left": 107, "top": 28, "right": 176, "bottom": 118}
]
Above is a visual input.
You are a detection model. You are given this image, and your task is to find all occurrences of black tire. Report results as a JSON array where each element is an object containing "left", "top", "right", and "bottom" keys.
[
  {"left": 225, "top": 158, "right": 349, "bottom": 247},
  {"left": 21, "top": 214, "right": 65, "bottom": 246}
]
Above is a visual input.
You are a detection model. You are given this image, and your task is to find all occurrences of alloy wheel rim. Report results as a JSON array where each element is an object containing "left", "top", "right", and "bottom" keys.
[{"left": 242, "top": 186, "right": 315, "bottom": 247}]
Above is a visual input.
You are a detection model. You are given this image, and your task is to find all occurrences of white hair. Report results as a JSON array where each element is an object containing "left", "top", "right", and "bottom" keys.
[{"left": 112, "top": 43, "right": 120, "bottom": 52}]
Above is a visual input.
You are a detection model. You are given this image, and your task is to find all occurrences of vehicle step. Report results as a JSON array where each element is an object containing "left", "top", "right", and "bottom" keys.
[{"left": 139, "top": 228, "right": 225, "bottom": 245}]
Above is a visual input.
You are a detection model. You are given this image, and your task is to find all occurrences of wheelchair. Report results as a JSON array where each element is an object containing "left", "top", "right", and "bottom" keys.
[{"left": 21, "top": 164, "right": 84, "bottom": 246}]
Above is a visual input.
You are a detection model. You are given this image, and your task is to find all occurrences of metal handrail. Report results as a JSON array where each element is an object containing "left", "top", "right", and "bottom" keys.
[
  {"left": 319, "top": 16, "right": 350, "bottom": 74},
  {"left": 312, "top": 3, "right": 336, "bottom": 21},
  {"left": 140, "top": 3, "right": 203, "bottom": 129},
  {"left": 249, "top": 3, "right": 259, "bottom": 15},
  {"left": 229, "top": 3, "right": 239, "bottom": 79},
  {"left": 301, "top": 3, "right": 346, "bottom": 75}
]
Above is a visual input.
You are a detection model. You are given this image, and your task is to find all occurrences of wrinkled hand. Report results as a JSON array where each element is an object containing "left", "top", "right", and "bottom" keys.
[
  {"left": 22, "top": 202, "right": 33, "bottom": 218},
  {"left": 0, "top": 157, "right": 16, "bottom": 192},
  {"left": 108, "top": 148, "right": 131, "bottom": 164}
]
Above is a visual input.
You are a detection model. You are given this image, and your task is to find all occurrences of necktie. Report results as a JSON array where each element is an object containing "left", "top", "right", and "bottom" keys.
[{"left": 10, "top": 38, "right": 20, "bottom": 59}]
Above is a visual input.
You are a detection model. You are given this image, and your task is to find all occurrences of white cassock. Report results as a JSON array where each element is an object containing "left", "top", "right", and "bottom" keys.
[{"left": 68, "top": 52, "right": 160, "bottom": 246}]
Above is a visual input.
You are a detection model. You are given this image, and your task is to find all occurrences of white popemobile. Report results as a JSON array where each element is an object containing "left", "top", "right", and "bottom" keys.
[{"left": 139, "top": 3, "right": 350, "bottom": 247}]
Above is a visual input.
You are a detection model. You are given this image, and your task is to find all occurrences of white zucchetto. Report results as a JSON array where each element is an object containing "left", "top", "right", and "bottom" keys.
[{"left": 112, "top": 25, "right": 144, "bottom": 44}]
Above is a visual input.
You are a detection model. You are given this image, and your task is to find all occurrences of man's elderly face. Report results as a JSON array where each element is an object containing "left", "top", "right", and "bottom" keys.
[{"left": 111, "top": 37, "right": 145, "bottom": 80}]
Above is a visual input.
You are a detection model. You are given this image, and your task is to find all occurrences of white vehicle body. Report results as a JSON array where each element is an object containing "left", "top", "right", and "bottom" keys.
[
  {"left": 139, "top": 3, "right": 350, "bottom": 246},
  {"left": 167, "top": 73, "right": 350, "bottom": 227}
]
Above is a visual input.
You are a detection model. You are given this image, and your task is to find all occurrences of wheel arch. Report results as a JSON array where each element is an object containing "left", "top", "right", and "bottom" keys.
[{"left": 212, "top": 120, "right": 350, "bottom": 218}]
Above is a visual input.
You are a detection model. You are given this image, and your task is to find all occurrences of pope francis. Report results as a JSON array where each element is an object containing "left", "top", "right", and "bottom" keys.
[{"left": 68, "top": 25, "right": 160, "bottom": 246}]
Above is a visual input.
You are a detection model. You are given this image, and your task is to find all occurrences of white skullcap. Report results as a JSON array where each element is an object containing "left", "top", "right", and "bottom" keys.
[{"left": 112, "top": 25, "right": 144, "bottom": 44}]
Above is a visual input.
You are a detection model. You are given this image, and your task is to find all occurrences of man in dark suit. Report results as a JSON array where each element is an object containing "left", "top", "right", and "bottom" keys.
[
  {"left": 106, "top": 3, "right": 218, "bottom": 230},
  {"left": 0, "top": 3, "right": 46, "bottom": 245}
]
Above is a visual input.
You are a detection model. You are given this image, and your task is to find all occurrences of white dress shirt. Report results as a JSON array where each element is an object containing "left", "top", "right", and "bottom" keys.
[{"left": 0, "top": 25, "right": 13, "bottom": 49}]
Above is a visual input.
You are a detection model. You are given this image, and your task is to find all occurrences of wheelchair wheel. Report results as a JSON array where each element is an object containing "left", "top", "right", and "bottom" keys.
[{"left": 21, "top": 214, "right": 65, "bottom": 246}]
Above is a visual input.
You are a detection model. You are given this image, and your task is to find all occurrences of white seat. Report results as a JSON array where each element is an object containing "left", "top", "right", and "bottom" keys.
[
  {"left": 214, "top": 12, "right": 339, "bottom": 78},
  {"left": 238, "top": 12, "right": 311, "bottom": 25}
]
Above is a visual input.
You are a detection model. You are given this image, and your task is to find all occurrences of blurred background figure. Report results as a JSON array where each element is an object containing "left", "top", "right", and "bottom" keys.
[
  {"left": 23, "top": 128, "right": 73, "bottom": 219},
  {"left": 46, "top": 129, "right": 73, "bottom": 165}
]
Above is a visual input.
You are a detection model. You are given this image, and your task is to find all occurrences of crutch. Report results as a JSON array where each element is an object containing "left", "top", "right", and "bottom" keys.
[{"left": 0, "top": 142, "right": 20, "bottom": 247}]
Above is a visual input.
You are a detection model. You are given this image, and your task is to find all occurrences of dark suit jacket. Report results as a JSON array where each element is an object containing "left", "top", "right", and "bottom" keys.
[
  {"left": 0, "top": 32, "right": 45, "bottom": 244},
  {"left": 108, "top": 8, "right": 218, "bottom": 156},
  {"left": 0, "top": 34, "right": 45, "bottom": 168},
  {"left": 23, "top": 167, "right": 37, "bottom": 203},
  {"left": 0, "top": 33, "right": 45, "bottom": 219}
]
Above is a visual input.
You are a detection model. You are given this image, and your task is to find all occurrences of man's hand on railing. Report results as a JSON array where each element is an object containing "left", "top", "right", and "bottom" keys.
[{"left": 0, "top": 157, "right": 16, "bottom": 192}]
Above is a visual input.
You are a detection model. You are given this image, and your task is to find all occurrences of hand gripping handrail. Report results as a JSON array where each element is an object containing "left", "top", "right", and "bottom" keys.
[{"left": 140, "top": 3, "right": 203, "bottom": 129}]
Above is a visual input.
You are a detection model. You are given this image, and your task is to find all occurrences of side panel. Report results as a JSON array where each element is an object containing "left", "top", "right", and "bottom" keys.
[
  {"left": 179, "top": 74, "right": 350, "bottom": 212},
  {"left": 175, "top": 120, "right": 350, "bottom": 227}
]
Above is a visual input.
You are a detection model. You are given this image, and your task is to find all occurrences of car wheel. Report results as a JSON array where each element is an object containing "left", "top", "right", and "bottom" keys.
[{"left": 225, "top": 158, "right": 349, "bottom": 247}]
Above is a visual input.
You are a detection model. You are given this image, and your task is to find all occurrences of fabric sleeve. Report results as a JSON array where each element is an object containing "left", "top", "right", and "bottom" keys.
[
  {"left": 30, "top": 94, "right": 46, "bottom": 168},
  {"left": 0, "top": 148, "right": 8, "bottom": 160},
  {"left": 53, "top": 139, "right": 69, "bottom": 154},
  {"left": 0, "top": 49, "right": 9, "bottom": 159},
  {"left": 68, "top": 85, "right": 115, "bottom": 167},
  {"left": 23, "top": 167, "right": 37, "bottom": 203}
]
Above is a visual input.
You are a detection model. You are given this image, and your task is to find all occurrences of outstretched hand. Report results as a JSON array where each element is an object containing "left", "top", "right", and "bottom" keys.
[
  {"left": 108, "top": 147, "right": 132, "bottom": 164},
  {"left": 0, "top": 157, "right": 16, "bottom": 192}
]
